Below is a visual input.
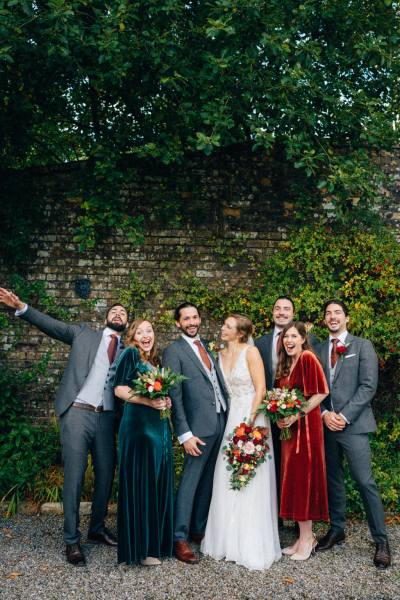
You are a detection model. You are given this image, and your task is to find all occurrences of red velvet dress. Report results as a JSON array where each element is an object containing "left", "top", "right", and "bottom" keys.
[{"left": 277, "top": 350, "right": 329, "bottom": 522}]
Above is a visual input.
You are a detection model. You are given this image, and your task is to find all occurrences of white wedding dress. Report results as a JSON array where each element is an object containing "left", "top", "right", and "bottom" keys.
[{"left": 201, "top": 347, "right": 282, "bottom": 570}]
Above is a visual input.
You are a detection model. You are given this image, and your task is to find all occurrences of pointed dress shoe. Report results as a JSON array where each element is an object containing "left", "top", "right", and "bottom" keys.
[
  {"left": 373, "top": 541, "right": 391, "bottom": 569},
  {"left": 87, "top": 527, "right": 117, "bottom": 546},
  {"left": 174, "top": 540, "right": 199, "bottom": 564},
  {"left": 66, "top": 543, "right": 86, "bottom": 566},
  {"left": 316, "top": 529, "right": 345, "bottom": 552}
]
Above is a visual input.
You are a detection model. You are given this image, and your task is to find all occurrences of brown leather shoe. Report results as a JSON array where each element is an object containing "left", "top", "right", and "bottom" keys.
[
  {"left": 174, "top": 540, "right": 199, "bottom": 564},
  {"left": 190, "top": 532, "right": 204, "bottom": 545},
  {"left": 66, "top": 543, "right": 86, "bottom": 566},
  {"left": 373, "top": 541, "right": 391, "bottom": 569}
]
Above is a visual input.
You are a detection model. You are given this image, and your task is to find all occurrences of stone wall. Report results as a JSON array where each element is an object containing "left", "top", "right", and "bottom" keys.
[{"left": 1, "top": 145, "right": 399, "bottom": 423}]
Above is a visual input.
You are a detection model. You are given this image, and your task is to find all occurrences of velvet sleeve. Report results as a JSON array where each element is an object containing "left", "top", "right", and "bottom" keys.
[
  {"left": 114, "top": 347, "right": 140, "bottom": 387},
  {"left": 299, "top": 350, "right": 329, "bottom": 397}
]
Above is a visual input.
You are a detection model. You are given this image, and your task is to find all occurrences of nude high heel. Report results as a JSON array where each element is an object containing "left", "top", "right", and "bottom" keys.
[
  {"left": 140, "top": 557, "right": 161, "bottom": 566},
  {"left": 290, "top": 537, "right": 317, "bottom": 561},
  {"left": 282, "top": 544, "right": 298, "bottom": 556}
]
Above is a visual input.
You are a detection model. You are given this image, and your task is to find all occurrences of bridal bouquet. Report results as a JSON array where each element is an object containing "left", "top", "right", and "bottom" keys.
[
  {"left": 131, "top": 367, "right": 187, "bottom": 419},
  {"left": 223, "top": 422, "right": 271, "bottom": 490},
  {"left": 257, "top": 387, "right": 306, "bottom": 440}
]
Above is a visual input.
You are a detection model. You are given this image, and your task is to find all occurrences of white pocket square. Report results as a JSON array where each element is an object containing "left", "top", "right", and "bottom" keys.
[{"left": 345, "top": 353, "right": 357, "bottom": 358}]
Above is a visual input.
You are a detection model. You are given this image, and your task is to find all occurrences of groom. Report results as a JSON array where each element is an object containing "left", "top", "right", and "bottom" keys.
[
  {"left": 0, "top": 287, "right": 128, "bottom": 566},
  {"left": 163, "top": 302, "right": 229, "bottom": 564}
]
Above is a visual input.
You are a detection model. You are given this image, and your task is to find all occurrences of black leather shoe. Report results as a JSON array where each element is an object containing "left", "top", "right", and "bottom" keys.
[
  {"left": 373, "top": 541, "right": 391, "bottom": 569},
  {"left": 66, "top": 543, "right": 86, "bottom": 566},
  {"left": 88, "top": 527, "right": 117, "bottom": 546},
  {"left": 316, "top": 529, "right": 345, "bottom": 552}
]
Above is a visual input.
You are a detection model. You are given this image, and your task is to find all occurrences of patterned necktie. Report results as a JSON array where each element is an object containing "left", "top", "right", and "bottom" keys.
[
  {"left": 107, "top": 334, "right": 118, "bottom": 364},
  {"left": 276, "top": 331, "right": 283, "bottom": 355},
  {"left": 194, "top": 340, "right": 211, "bottom": 371},
  {"left": 330, "top": 338, "right": 339, "bottom": 368}
]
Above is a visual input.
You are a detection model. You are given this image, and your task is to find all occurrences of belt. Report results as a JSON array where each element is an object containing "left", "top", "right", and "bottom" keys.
[{"left": 72, "top": 402, "right": 110, "bottom": 413}]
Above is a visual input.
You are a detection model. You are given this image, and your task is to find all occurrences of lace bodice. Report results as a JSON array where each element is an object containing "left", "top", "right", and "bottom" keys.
[{"left": 219, "top": 347, "right": 255, "bottom": 406}]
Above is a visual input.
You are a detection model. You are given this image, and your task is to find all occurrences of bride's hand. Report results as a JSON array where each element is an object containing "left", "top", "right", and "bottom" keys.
[{"left": 150, "top": 397, "right": 168, "bottom": 411}]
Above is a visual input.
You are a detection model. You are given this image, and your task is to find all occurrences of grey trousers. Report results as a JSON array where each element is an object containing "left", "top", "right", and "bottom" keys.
[
  {"left": 324, "top": 428, "right": 387, "bottom": 543},
  {"left": 174, "top": 412, "right": 226, "bottom": 541},
  {"left": 59, "top": 406, "right": 116, "bottom": 545}
]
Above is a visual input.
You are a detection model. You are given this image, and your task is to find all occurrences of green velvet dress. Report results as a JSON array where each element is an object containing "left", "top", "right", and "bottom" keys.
[{"left": 114, "top": 347, "right": 174, "bottom": 564}]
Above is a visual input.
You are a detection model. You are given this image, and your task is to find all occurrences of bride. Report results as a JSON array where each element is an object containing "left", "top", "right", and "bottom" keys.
[{"left": 201, "top": 314, "right": 281, "bottom": 570}]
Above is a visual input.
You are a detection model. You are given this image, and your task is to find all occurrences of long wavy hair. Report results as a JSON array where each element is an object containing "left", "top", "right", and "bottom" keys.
[
  {"left": 125, "top": 318, "right": 159, "bottom": 366},
  {"left": 275, "top": 321, "right": 316, "bottom": 380}
]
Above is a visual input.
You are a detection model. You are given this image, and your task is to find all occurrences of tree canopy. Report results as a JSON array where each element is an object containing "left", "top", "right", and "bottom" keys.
[{"left": 1, "top": 0, "right": 399, "bottom": 247}]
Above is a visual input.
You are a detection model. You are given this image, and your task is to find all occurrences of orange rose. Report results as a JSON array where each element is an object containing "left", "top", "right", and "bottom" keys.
[
  {"left": 153, "top": 380, "right": 163, "bottom": 392},
  {"left": 236, "top": 426, "right": 246, "bottom": 437},
  {"left": 252, "top": 430, "right": 262, "bottom": 440}
]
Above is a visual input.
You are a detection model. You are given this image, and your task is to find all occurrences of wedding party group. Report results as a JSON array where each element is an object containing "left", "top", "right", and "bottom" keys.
[{"left": 0, "top": 287, "right": 391, "bottom": 571}]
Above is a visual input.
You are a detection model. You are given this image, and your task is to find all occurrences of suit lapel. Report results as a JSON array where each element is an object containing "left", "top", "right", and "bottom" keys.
[
  {"left": 177, "top": 336, "right": 210, "bottom": 380},
  {"left": 88, "top": 330, "right": 103, "bottom": 368},
  {"left": 320, "top": 340, "right": 330, "bottom": 385},
  {"left": 204, "top": 339, "right": 229, "bottom": 400},
  {"left": 332, "top": 334, "right": 354, "bottom": 383}
]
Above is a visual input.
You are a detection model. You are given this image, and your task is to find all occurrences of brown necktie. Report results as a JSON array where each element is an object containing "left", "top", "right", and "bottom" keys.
[
  {"left": 276, "top": 331, "right": 283, "bottom": 355},
  {"left": 330, "top": 338, "right": 338, "bottom": 368},
  {"left": 194, "top": 340, "right": 211, "bottom": 371},
  {"left": 107, "top": 334, "right": 118, "bottom": 364}
]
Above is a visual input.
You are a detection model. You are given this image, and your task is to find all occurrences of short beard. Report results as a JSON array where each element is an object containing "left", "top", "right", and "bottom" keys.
[
  {"left": 106, "top": 319, "right": 126, "bottom": 333},
  {"left": 181, "top": 326, "right": 199, "bottom": 338}
]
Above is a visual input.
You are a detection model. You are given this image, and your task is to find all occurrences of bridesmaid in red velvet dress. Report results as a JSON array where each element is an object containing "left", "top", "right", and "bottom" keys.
[{"left": 275, "top": 321, "right": 329, "bottom": 561}]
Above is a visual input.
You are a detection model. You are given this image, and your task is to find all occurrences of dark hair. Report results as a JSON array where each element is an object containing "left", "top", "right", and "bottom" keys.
[
  {"left": 125, "top": 318, "right": 159, "bottom": 366},
  {"left": 228, "top": 314, "right": 254, "bottom": 343},
  {"left": 323, "top": 299, "right": 349, "bottom": 317},
  {"left": 275, "top": 321, "right": 318, "bottom": 379},
  {"left": 174, "top": 302, "right": 200, "bottom": 322},
  {"left": 273, "top": 296, "right": 296, "bottom": 312},
  {"left": 105, "top": 303, "right": 129, "bottom": 320}
]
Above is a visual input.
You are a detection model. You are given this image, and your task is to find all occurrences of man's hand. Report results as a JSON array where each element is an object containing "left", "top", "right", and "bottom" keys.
[
  {"left": 183, "top": 436, "right": 206, "bottom": 457},
  {"left": 0, "top": 288, "right": 25, "bottom": 311},
  {"left": 323, "top": 411, "right": 346, "bottom": 431}
]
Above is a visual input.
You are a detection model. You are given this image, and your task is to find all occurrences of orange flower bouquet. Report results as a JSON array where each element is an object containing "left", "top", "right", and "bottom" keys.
[
  {"left": 131, "top": 367, "right": 187, "bottom": 419},
  {"left": 223, "top": 422, "right": 271, "bottom": 490}
]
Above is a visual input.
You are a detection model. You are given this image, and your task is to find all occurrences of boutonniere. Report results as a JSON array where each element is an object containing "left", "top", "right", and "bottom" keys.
[
  {"left": 336, "top": 342, "right": 350, "bottom": 361},
  {"left": 207, "top": 341, "right": 223, "bottom": 360}
]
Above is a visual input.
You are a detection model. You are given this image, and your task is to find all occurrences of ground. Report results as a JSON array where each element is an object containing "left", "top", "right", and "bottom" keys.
[{"left": 0, "top": 515, "right": 398, "bottom": 600}]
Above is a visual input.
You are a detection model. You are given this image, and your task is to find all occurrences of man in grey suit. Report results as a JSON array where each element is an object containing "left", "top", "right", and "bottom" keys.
[
  {"left": 163, "top": 302, "right": 229, "bottom": 564},
  {"left": 255, "top": 296, "right": 317, "bottom": 518},
  {"left": 315, "top": 299, "right": 390, "bottom": 568},
  {"left": 0, "top": 287, "right": 128, "bottom": 566}
]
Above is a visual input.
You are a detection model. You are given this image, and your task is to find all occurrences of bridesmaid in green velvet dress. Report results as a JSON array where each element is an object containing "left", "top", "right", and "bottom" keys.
[{"left": 114, "top": 318, "right": 174, "bottom": 566}]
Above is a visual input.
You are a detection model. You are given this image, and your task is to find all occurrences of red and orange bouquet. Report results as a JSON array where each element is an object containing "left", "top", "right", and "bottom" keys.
[
  {"left": 131, "top": 367, "right": 187, "bottom": 419},
  {"left": 257, "top": 387, "right": 306, "bottom": 440},
  {"left": 223, "top": 422, "right": 271, "bottom": 490}
]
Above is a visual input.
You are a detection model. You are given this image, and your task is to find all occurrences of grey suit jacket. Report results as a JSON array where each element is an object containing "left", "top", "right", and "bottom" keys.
[
  {"left": 255, "top": 330, "right": 318, "bottom": 390},
  {"left": 316, "top": 334, "right": 378, "bottom": 434},
  {"left": 20, "top": 306, "right": 123, "bottom": 417},
  {"left": 162, "top": 337, "right": 230, "bottom": 438}
]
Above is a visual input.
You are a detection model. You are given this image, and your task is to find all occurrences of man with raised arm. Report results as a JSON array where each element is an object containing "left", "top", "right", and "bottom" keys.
[{"left": 0, "top": 287, "right": 128, "bottom": 566}]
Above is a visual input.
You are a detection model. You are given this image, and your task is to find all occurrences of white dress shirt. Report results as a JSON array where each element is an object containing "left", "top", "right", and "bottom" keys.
[{"left": 322, "top": 330, "right": 349, "bottom": 424}]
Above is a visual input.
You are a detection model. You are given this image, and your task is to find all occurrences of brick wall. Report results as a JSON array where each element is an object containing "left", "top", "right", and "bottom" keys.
[{"left": 1, "top": 145, "right": 399, "bottom": 422}]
